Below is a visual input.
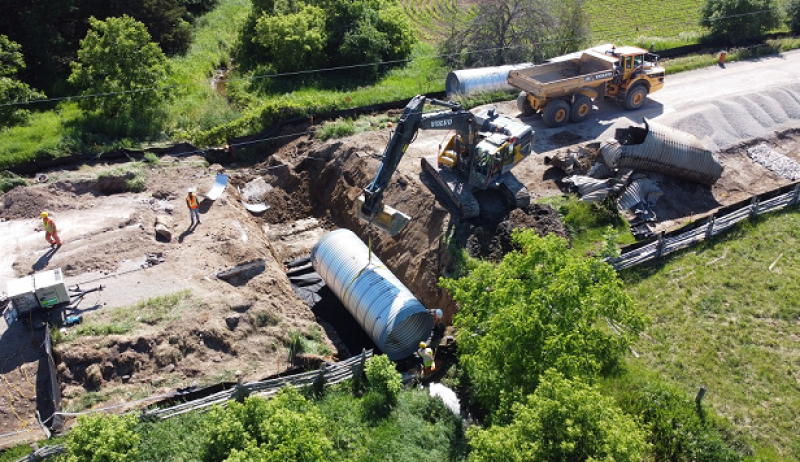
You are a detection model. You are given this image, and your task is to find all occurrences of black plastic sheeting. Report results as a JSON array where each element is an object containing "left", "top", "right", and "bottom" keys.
[{"left": 285, "top": 257, "right": 379, "bottom": 359}]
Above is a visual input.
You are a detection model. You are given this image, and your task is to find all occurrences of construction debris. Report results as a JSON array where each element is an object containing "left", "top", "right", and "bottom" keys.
[{"left": 601, "top": 118, "right": 723, "bottom": 185}]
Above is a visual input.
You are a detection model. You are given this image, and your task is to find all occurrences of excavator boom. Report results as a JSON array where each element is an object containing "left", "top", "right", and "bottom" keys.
[{"left": 358, "top": 95, "right": 533, "bottom": 235}]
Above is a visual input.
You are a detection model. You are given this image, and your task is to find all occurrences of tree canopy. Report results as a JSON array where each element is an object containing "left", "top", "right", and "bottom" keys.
[
  {"left": 441, "top": 230, "right": 646, "bottom": 422},
  {"left": 439, "top": 0, "right": 590, "bottom": 68},
  {"left": 0, "top": 0, "right": 214, "bottom": 95},
  {"left": 0, "top": 35, "right": 45, "bottom": 127},
  {"left": 468, "top": 370, "right": 650, "bottom": 462},
  {"left": 68, "top": 16, "right": 172, "bottom": 121},
  {"left": 700, "top": 0, "right": 780, "bottom": 44},
  {"left": 237, "top": 0, "right": 415, "bottom": 77}
]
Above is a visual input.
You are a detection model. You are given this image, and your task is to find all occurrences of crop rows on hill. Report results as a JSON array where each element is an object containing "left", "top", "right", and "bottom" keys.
[{"left": 402, "top": 0, "right": 704, "bottom": 42}]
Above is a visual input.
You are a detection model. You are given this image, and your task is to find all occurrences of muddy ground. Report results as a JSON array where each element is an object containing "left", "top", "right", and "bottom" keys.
[{"left": 2, "top": 86, "right": 800, "bottom": 448}]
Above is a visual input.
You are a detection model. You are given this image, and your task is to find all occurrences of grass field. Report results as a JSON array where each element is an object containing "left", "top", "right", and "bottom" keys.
[{"left": 621, "top": 210, "right": 800, "bottom": 461}]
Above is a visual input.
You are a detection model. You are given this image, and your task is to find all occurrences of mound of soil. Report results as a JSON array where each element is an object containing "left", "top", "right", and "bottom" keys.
[
  {"left": 461, "top": 204, "right": 570, "bottom": 261},
  {"left": 0, "top": 187, "right": 51, "bottom": 219}
]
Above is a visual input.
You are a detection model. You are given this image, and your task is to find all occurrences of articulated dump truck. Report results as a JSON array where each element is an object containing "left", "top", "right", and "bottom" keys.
[{"left": 509, "top": 45, "right": 665, "bottom": 127}]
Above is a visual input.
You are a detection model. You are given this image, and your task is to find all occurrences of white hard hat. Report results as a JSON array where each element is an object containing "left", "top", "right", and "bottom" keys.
[
  {"left": 435, "top": 309, "right": 443, "bottom": 318},
  {"left": 187, "top": 187, "right": 194, "bottom": 193}
]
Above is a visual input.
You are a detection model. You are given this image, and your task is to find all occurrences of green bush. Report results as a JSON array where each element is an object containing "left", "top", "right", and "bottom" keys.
[
  {"left": 202, "top": 388, "right": 333, "bottom": 462},
  {"left": 606, "top": 373, "right": 747, "bottom": 462},
  {"left": 787, "top": 0, "right": 800, "bottom": 33},
  {"left": 0, "top": 171, "right": 27, "bottom": 193},
  {"left": 468, "top": 370, "right": 650, "bottom": 462},
  {"left": 442, "top": 229, "right": 647, "bottom": 423},
  {"left": 362, "top": 354, "right": 403, "bottom": 419},
  {"left": 700, "top": 0, "right": 780, "bottom": 44},
  {"left": 66, "top": 413, "right": 139, "bottom": 462}
]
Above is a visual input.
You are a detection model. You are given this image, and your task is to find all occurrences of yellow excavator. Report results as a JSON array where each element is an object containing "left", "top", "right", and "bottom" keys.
[{"left": 358, "top": 95, "right": 534, "bottom": 235}]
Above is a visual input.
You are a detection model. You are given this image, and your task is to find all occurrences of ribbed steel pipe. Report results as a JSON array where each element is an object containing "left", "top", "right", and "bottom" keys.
[
  {"left": 311, "top": 229, "right": 433, "bottom": 360},
  {"left": 446, "top": 63, "right": 533, "bottom": 96}
]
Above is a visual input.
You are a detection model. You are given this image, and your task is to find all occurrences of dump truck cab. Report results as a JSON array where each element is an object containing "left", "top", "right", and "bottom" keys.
[{"left": 598, "top": 45, "right": 665, "bottom": 108}]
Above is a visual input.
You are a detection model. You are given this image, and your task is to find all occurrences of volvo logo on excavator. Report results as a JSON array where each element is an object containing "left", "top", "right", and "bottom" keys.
[{"left": 430, "top": 119, "right": 453, "bottom": 128}]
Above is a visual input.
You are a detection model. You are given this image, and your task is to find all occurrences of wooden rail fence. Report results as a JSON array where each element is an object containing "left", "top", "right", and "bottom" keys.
[
  {"left": 140, "top": 349, "right": 372, "bottom": 420},
  {"left": 608, "top": 183, "right": 800, "bottom": 270}
]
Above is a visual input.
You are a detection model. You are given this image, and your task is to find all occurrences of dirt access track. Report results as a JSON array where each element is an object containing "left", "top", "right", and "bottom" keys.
[{"left": 2, "top": 51, "right": 800, "bottom": 448}]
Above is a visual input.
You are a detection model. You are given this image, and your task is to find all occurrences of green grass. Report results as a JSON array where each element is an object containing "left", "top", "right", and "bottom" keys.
[
  {"left": 0, "top": 104, "right": 82, "bottom": 169},
  {"left": 62, "top": 291, "right": 193, "bottom": 343},
  {"left": 620, "top": 210, "right": 800, "bottom": 461},
  {"left": 164, "top": 0, "right": 249, "bottom": 139},
  {"left": 586, "top": 0, "right": 706, "bottom": 42},
  {"left": 537, "top": 195, "right": 636, "bottom": 256},
  {"left": 664, "top": 36, "right": 800, "bottom": 73}
]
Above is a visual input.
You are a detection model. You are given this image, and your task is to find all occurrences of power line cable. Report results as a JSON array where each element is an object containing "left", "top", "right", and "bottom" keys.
[{"left": 0, "top": 6, "right": 780, "bottom": 110}]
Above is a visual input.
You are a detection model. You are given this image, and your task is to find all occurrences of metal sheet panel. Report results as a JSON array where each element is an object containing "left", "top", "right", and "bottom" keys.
[
  {"left": 311, "top": 229, "right": 433, "bottom": 360},
  {"left": 205, "top": 173, "right": 228, "bottom": 201}
]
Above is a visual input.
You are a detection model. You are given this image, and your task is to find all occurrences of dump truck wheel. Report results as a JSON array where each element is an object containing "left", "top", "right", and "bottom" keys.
[
  {"left": 623, "top": 84, "right": 648, "bottom": 110},
  {"left": 570, "top": 95, "right": 592, "bottom": 123},
  {"left": 542, "top": 100, "right": 570, "bottom": 127},
  {"left": 516, "top": 92, "right": 534, "bottom": 116}
]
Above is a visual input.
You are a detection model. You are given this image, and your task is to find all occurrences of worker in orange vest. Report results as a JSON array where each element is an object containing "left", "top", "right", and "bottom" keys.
[
  {"left": 41, "top": 211, "right": 62, "bottom": 248},
  {"left": 186, "top": 188, "right": 201, "bottom": 226}
]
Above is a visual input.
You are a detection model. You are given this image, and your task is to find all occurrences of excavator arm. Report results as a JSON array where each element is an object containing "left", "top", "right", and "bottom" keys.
[{"left": 358, "top": 95, "right": 471, "bottom": 235}]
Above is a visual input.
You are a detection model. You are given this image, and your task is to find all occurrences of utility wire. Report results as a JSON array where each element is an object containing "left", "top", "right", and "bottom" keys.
[{"left": 0, "top": 6, "right": 782, "bottom": 109}]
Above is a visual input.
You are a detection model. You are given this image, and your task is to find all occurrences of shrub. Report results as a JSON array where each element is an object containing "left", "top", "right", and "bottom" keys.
[
  {"left": 66, "top": 413, "right": 139, "bottom": 462},
  {"left": 608, "top": 374, "right": 746, "bottom": 462},
  {"left": 700, "top": 0, "right": 780, "bottom": 44},
  {"left": 0, "top": 171, "right": 27, "bottom": 193},
  {"left": 468, "top": 370, "right": 649, "bottom": 462},
  {"left": 786, "top": 0, "right": 800, "bottom": 33},
  {"left": 202, "top": 388, "right": 332, "bottom": 462}
]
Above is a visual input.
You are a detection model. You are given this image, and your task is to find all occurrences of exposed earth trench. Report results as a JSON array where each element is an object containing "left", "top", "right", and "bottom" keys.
[{"left": 2, "top": 53, "right": 800, "bottom": 447}]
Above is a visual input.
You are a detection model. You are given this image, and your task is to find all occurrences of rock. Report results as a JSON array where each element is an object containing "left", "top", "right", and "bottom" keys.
[
  {"left": 225, "top": 314, "right": 240, "bottom": 330},
  {"left": 155, "top": 223, "right": 172, "bottom": 242},
  {"left": 162, "top": 364, "right": 175, "bottom": 373}
]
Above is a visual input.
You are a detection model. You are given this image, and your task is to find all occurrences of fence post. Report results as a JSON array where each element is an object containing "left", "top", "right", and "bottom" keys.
[
  {"left": 791, "top": 183, "right": 800, "bottom": 206},
  {"left": 312, "top": 364, "right": 327, "bottom": 396},
  {"left": 656, "top": 231, "right": 665, "bottom": 259},
  {"left": 231, "top": 370, "right": 250, "bottom": 403},
  {"left": 749, "top": 196, "right": 760, "bottom": 219},
  {"left": 705, "top": 216, "right": 715, "bottom": 240}
]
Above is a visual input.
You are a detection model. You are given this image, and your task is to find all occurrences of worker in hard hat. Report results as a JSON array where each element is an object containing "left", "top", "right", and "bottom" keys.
[
  {"left": 41, "top": 211, "right": 62, "bottom": 248},
  {"left": 186, "top": 188, "right": 201, "bottom": 226},
  {"left": 429, "top": 308, "right": 445, "bottom": 339},
  {"left": 417, "top": 341, "right": 434, "bottom": 376}
]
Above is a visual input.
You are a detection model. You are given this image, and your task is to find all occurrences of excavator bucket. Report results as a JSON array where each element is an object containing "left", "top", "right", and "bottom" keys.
[{"left": 356, "top": 195, "right": 411, "bottom": 236}]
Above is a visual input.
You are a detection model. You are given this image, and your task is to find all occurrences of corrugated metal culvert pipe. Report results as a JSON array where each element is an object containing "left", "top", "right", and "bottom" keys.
[
  {"left": 311, "top": 229, "right": 433, "bottom": 360},
  {"left": 446, "top": 63, "right": 534, "bottom": 97}
]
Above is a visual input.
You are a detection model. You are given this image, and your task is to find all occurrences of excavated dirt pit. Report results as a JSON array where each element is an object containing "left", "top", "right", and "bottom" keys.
[{"left": 3, "top": 95, "right": 800, "bottom": 446}]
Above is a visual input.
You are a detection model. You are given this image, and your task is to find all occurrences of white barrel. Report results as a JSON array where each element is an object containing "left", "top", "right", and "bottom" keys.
[
  {"left": 446, "top": 63, "right": 534, "bottom": 96},
  {"left": 311, "top": 229, "right": 433, "bottom": 360}
]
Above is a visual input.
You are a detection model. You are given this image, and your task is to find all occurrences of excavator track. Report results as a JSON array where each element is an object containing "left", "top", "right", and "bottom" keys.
[
  {"left": 498, "top": 174, "right": 531, "bottom": 209},
  {"left": 421, "top": 156, "right": 481, "bottom": 219}
]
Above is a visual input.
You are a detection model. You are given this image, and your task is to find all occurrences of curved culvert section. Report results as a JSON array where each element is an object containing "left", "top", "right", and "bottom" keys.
[{"left": 311, "top": 229, "right": 433, "bottom": 360}]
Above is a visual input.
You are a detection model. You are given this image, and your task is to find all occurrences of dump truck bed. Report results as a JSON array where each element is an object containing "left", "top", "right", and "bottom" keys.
[{"left": 508, "top": 51, "right": 617, "bottom": 99}]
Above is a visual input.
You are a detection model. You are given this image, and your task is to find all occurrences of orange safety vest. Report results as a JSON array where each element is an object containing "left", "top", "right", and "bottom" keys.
[
  {"left": 186, "top": 194, "right": 198, "bottom": 209},
  {"left": 43, "top": 218, "right": 56, "bottom": 233}
]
